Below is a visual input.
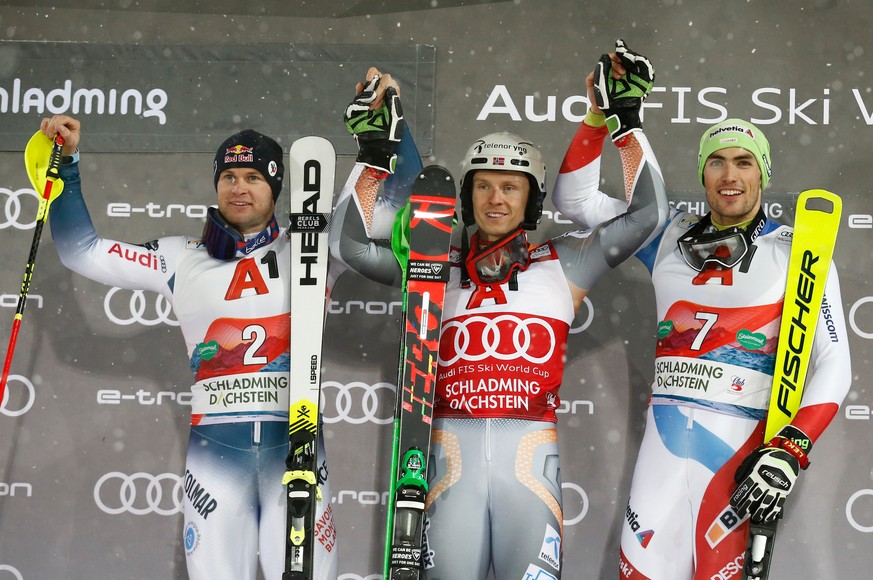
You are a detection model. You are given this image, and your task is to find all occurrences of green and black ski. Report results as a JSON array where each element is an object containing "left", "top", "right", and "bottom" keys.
[{"left": 384, "top": 165, "right": 456, "bottom": 580}]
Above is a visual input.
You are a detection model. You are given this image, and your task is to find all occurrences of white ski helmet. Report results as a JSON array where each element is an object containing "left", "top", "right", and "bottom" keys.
[{"left": 459, "top": 132, "right": 547, "bottom": 230}]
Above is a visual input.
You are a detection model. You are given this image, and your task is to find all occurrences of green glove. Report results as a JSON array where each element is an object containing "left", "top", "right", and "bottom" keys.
[
  {"left": 344, "top": 76, "right": 404, "bottom": 173},
  {"left": 592, "top": 39, "right": 655, "bottom": 143}
]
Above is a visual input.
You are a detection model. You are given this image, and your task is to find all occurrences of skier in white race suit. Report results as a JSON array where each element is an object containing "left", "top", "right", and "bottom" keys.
[
  {"left": 337, "top": 44, "right": 666, "bottom": 580},
  {"left": 39, "top": 77, "right": 408, "bottom": 580},
  {"left": 551, "top": 45, "right": 853, "bottom": 579}
]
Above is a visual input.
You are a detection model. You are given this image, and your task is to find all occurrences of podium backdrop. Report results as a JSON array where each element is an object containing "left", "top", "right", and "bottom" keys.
[{"left": 1, "top": 1, "right": 872, "bottom": 578}]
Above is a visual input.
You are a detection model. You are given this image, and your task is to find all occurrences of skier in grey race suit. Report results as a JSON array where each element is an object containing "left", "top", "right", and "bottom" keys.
[
  {"left": 40, "top": 95, "right": 407, "bottom": 580},
  {"left": 337, "top": 46, "right": 663, "bottom": 580}
]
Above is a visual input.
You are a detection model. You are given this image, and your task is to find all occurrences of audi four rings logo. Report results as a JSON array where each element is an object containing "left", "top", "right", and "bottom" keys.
[
  {"left": 849, "top": 297, "right": 873, "bottom": 339},
  {"left": 0, "top": 375, "right": 36, "bottom": 417},
  {"left": 569, "top": 296, "right": 594, "bottom": 335},
  {"left": 0, "top": 187, "right": 39, "bottom": 230},
  {"left": 440, "top": 314, "right": 557, "bottom": 365},
  {"left": 320, "top": 381, "right": 395, "bottom": 425},
  {"left": 0, "top": 565, "right": 23, "bottom": 580},
  {"left": 103, "top": 287, "right": 179, "bottom": 326},
  {"left": 846, "top": 489, "right": 873, "bottom": 533},
  {"left": 561, "top": 481, "right": 589, "bottom": 526},
  {"left": 94, "top": 472, "right": 184, "bottom": 516}
]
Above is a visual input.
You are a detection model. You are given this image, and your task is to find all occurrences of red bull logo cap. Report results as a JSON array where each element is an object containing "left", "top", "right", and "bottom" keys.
[{"left": 213, "top": 129, "right": 284, "bottom": 200}]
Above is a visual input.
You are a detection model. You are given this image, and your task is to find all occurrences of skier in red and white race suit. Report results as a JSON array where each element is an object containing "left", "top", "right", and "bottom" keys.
[
  {"left": 40, "top": 93, "right": 407, "bottom": 580},
  {"left": 552, "top": 52, "right": 853, "bottom": 579},
  {"left": 338, "top": 48, "right": 665, "bottom": 580}
]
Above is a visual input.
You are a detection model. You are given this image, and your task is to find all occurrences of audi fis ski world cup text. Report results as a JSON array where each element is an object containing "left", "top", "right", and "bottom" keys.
[{"left": 476, "top": 84, "right": 872, "bottom": 125}]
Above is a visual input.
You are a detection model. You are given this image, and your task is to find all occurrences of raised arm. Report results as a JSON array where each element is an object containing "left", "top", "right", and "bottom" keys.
[
  {"left": 553, "top": 39, "right": 656, "bottom": 228},
  {"left": 554, "top": 127, "right": 668, "bottom": 302},
  {"left": 329, "top": 69, "right": 412, "bottom": 287},
  {"left": 552, "top": 112, "right": 627, "bottom": 227},
  {"left": 43, "top": 115, "right": 178, "bottom": 297}
]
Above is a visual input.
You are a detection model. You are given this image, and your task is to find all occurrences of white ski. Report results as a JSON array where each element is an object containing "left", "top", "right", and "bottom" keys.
[{"left": 283, "top": 135, "right": 335, "bottom": 580}]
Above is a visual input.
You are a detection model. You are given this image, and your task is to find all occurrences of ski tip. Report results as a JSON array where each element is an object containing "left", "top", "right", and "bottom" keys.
[
  {"left": 288, "top": 135, "right": 336, "bottom": 155},
  {"left": 290, "top": 134, "right": 333, "bottom": 144}
]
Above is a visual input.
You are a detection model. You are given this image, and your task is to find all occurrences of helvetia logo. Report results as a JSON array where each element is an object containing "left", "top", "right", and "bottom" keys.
[{"left": 636, "top": 529, "right": 654, "bottom": 548}]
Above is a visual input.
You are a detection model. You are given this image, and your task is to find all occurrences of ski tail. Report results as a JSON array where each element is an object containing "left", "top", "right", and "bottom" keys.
[
  {"left": 744, "top": 189, "right": 842, "bottom": 580},
  {"left": 384, "top": 166, "right": 456, "bottom": 580},
  {"left": 284, "top": 136, "right": 336, "bottom": 580}
]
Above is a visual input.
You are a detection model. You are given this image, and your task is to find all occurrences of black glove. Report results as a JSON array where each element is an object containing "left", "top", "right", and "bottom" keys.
[
  {"left": 730, "top": 431, "right": 809, "bottom": 524},
  {"left": 343, "top": 76, "right": 404, "bottom": 174},
  {"left": 592, "top": 39, "right": 655, "bottom": 143}
]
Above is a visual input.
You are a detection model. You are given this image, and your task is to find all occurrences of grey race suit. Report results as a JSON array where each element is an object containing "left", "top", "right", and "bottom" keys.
[{"left": 338, "top": 129, "right": 668, "bottom": 579}]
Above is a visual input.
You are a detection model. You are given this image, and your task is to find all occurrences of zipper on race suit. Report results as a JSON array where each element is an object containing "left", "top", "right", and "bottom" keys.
[
  {"left": 485, "top": 418, "right": 492, "bottom": 461},
  {"left": 253, "top": 421, "right": 262, "bottom": 446}
]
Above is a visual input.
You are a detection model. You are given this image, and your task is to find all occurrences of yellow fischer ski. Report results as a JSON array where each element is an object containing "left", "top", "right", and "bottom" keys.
[
  {"left": 765, "top": 189, "right": 842, "bottom": 440},
  {"left": 745, "top": 189, "right": 842, "bottom": 580}
]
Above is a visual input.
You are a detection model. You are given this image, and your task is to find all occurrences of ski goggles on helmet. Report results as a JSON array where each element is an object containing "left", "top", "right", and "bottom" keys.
[
  {"left": 466, "top": 228, "right": 531, "bottom": 286},
  {"left": 678, "top": 228, "right": 749, "bottom": 271},
  {"left": 677, "top": 209, "right": 767, "bottom": 272}
]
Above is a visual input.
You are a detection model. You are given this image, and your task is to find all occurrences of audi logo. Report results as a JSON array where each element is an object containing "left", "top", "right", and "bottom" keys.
[
  {"left": 0, "top": 565, "right": 23, "bottom": 580},
  {"left": 94, "top": 471, "right": 184, "bottom": 516},
  {"left": 846, "top": 489, "right": 873, "bottom": 533},
  {"left": 569, "top": 296, "right": 594, "bottom": 335},
  {"left": 0, "top": 375, "right": 36, "bottom": 417},
  {"left": 562, "top": 481, "right": 589, "bottom": 526},
  {"left": 320, "top": 381, "right": 395, "bottom": 425},
  {"left": 0, "top": 187, "right": 40, "bottom": 230},
  {"left": 440, "top": 314, "right": 557, "bottom": 365},
  {"left": 850, "top": 297, "right": 873, "bottom": 339},
  {"left": 104, "top": 287, "right": 179, "bottom": 327}
]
